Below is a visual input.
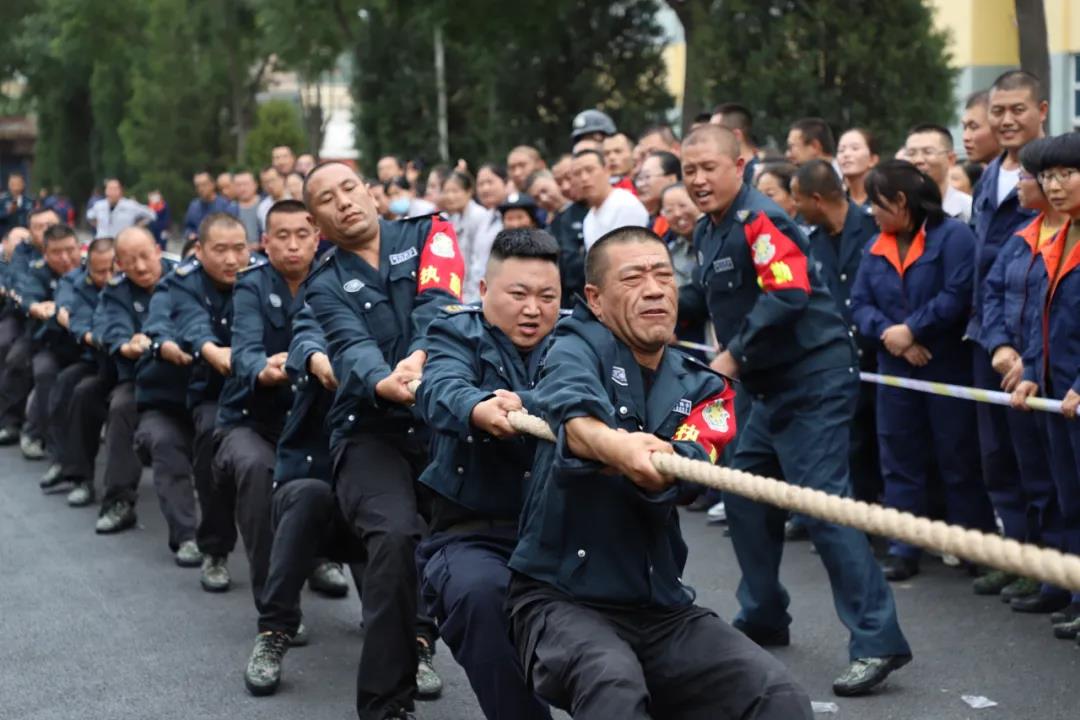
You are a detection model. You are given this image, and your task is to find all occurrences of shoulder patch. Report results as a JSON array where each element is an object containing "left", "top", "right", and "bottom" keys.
[
  {"left": 558, "top": 308, "right": 573, "bottom": 317},
  {"left": 343, "top": 278, "right": 364, "bottom": 293},
  {"left": 735, "top": 209, "right": 751, "bottom": 222},
  {"left": 176, "top": 259, "right": 199, "bottom": 277},
  {"left": 31, "top": 259, "right": 45, "bottom": 269},
  {"left": 440, "top": 304, "right": 481, "bottom": 314},
  {"left": 237, "top": 260, "right": 268, "bottom": 275}
]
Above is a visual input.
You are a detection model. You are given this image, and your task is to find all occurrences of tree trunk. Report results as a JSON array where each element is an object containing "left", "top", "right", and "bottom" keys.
[
  {"left": 1014, "top": 0, "right": 1050, "bottom": 93},
  {"left": 434, "top": 24, "right": 449, "bottom": 163},
  {"left": 668, "top": 0, "right": 710, "bottom": 136}
]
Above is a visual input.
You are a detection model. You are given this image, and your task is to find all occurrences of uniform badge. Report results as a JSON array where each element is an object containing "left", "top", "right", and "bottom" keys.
[
  {"left": 751, "top": 234, "right": 775, "bottom": 266},
  {"left": 674, "top": 399, "right": 692, "bottom": 415},
  {"left": 268, "top": 293, "right": 282, "bottom": 308},
  {"left": 697, "top": 250, "right": 704, "bottom": 266},
  {"left": 573, "top": 114, "right": 586, "bottom": 129},
  {"left": 343, "top": 279, "right": 364, "bottom": 293},
  {"left": 736, "top": 209, "right": 751, "bottom": 222},
  {"left": 611, "top": 366, "right": 628, "bottom": 386},
  {"left": 430, "top": 232, "right": 456, "bottom": 259},
  {"left": 133, "top": 301, "right": 145, "bottom": 313},
  {"left": 389, "top": 246, "right": 418, "bottom": 265},
  {"left": 49, "top": 280, "right": 57, "bottom": 290},
  {"left": 713, "top": 257, "right": 734, "bottom": 273},
  {"left": 702, "top": 399, "right": 731, "bottom": 432}
]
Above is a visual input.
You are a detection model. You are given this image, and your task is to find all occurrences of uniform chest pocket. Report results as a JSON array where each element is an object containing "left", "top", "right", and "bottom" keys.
[
  {"left": 356, "top": 292, "right": 399, "bottom": 345},
  {"left": 265, "top": 304, "right": 288, "bottom": 330},
  {"left": 707, "top": 268, "right": 743, "bottom": 294}
]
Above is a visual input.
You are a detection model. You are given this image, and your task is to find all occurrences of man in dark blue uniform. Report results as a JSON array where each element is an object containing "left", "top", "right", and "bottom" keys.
[
  {"left": 414, "top": 228, "right": 562, "bottom": 720},
  {"left": 679, "top": 125, "right": 910, "bottom": 696},
  {"left": 791, "top": 159, "right": 882, "bottom": 504},
  {"left": 303, "top": 161, "right": 464, "bottom": 720},
  {"left": 507, "top": 226, "right": 811, "bottom": 719},
  {"left": 18, "top": 224, "right": 84, "bottom": 462},
  {"left": 968, "top": 70, "right": 1048, "bottom": 596},
  {"left": 0, "top": 207, "right": 59, "bottom": 447},
  {"left": 39, "top": 235, "right": 115, "bottom": 505},
  {"left": 171, "top": 213, "right": 252, "bottom": 590}
]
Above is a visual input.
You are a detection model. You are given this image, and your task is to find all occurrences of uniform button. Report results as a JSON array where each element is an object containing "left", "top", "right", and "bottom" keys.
[
  {"left": 844, "top": 298, "right": 852, "bottom": 307},
  {"left": 466, "top": 435, "right": 473, "bottom": 443},
  {"left": 364, "top": 302, "right": 372, "bottom": 310},
  {"left": 648, "top": 564, "right": 654, "bottom": 574},
  {"left": 242, "top": 409, "right": 249, "bottom": 416},
  {"left": 291, "top": 384, "right": 297, "bottom": 391},
  {"left": 347, "top": 414, "right": 356, "bottom": 422},
  {"left": 498, "top": 366, "right": 505, "bottom": 374},
  {"left": 411, "top": 271, "right": 416, "bottom": 278},
  {"left": 741, "top": 355, "right": 748, "bottom": 363},
  {"left": 286, "top": 410, "right": 292, "bottom": 416},
  {"left": 577, "top": 549, "right": 586, "bottom": 558},
  {"left": 524, "top": 471, "right": 531, "bottom": 479},
  {"left": 456, "top": 466, "right": 464, "bottom": 475},
  {"left": 220, "top": 317, "right": 228, "bottom": 325},
  {"left": 306, "top": 455, "right": 313, "bottom": 463},
  {"left": 756, "top": 393, "right": 765, "bottom": 401},
  {"left": 840, "top": 273, "right": 848, "bottom": 282},
  {"left": 618, "top": 405, "right": 628, "bottom": 415},
  {"left": 850, "top": 324, "right": 857, "bottom": 333},
  {"left": 848, "top": 367, "right": 855, "bottom": 373},
  {"left": 727, "top": 281, "right": 734, "bottom": 288},
  {"left": 857, "top": 349, "right": 864, "bottom": 358},
  {"left": 407, "top": 427, "right": 415, "bottom": 435}
]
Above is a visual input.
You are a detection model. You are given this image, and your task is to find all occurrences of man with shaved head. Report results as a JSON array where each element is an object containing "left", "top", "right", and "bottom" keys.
[
  {"left": 303, "top": 161, "right": 464, "bottom": 718},
  {"left": 680, "top": 124, "right": 911, "bottom": 697}
]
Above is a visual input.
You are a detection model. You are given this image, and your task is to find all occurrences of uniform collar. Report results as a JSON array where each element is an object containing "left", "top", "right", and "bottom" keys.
[{"left": 869, "top": 223, "right": 928, "bottom": 278}]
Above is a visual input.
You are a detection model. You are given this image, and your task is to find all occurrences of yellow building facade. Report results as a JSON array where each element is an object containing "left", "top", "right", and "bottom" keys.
[{"left": 929, "top": 0, "right": 1080, "bottom": 136}]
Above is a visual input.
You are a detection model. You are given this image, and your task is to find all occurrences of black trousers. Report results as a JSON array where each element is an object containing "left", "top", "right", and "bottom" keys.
[
  {"left": 51, "top": 362, "right": 99, "bottom": 476},
  {"left": 260, "top": 478, "right": 365, "bottom": 634},
  {"left": 334, "top": 432, "right": 427, "bottom": 720},
  {"left": 0, "top": 335, "right": 32, "bottom": 431},
  {"left": 192, "top": 401, "right": 233, "bottom": 556},
  {"left": 28, "top": 347, "right": 66, "bottom": 447},
  {"left": 212, "top": 425, "right": 278, "bottom": 609},
  {"left": 134, "top": 408, "right": 198, "bottom": 550},
  {"left": 507, "top": 576, "right": 813, "bottom": 720},
  {"left": 97, "top": 382, "right": 144, "bottom": 509}
]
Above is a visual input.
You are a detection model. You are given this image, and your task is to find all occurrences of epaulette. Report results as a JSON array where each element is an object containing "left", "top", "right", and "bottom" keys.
[
  {"left": 399, "top": 211, "right": 442, "bottom": 223},
  {"left": 237, "top": 259, "right": 268, "bottom": 275},
  {"left": 679, "top": 350, "right": 737, "bottom": 384},
  {"left": 440, "top": 303, "right": 481, "bottom": 315},
  {"left": 31, "top": 258, "right": 45, "bottom": 269},
  {"left": 108, "top": 272, "right": 127, "bottom": 287},
  {"left": 175, "top": 258, "right": 200, "bottom": 277},
  {"left": 162, "top": 251, "right": 182, "bottom": 263},
  {"left": 558, "top": 308, "right": 573, "bottom": 317},
  {"left": 735, "top": 209, "right": 752, "bottom": 223}
]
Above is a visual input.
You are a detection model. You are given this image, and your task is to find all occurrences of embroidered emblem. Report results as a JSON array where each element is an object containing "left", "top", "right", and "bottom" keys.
[
  {"left": 343, "top": 279, "right": 364, "bottom": 293},
  {"left": 268, "top": 293, "right": 282, "bottom": 308},
  {"left": 611, "top": 366, "right": 628, "bottom": 386}
]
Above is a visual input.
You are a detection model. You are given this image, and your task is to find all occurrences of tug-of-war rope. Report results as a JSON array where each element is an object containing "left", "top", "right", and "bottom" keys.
[{"left": 408, "top": 369, "right": 1080, "bottom": 591}]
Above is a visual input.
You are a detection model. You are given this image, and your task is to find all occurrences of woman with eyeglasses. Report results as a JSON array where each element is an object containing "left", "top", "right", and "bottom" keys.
[
  {"left": 982, "top": 138, "right": 1069, "bottom": 612},
  {"left": 851, "top": 159, "right": 997, "bottom": 582},
  {"left": 1012, "top": 132, "right": 1080, "bottom": 630}
]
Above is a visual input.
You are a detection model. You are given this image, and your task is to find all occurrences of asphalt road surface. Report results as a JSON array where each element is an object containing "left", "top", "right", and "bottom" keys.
[{"left": 2, "top": 447, "right": 1078, "bottom": 720}]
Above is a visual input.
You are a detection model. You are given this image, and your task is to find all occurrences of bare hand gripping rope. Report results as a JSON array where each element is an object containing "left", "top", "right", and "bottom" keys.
[{"left": 406, "top": 380, "right": 1080, "bottom": 589}]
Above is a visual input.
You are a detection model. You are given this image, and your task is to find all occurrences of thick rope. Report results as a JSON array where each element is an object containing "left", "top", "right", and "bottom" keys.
[{"left": 406, "top": 379, "right": 1080, "bottom": 589}]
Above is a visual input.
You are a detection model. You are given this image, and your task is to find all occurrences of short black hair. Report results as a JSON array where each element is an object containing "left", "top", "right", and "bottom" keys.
[
  {"left": 265, "top": 199, "right": 310, "bottom": 231},
  {"left": 477, "top": 163, "right": 508, "bottom": 183},
  {"left": 1019, "top": 137, "right": 1050, "bottom": 175},
  {"left": 522, "top": 169, "right": 553, "bottom": 194},
  {"left": 646, "top": 150, "right": 682, "bottom": 181},
  {"left": 795, "top": 159, "right": 845, "bottom": 200},
  {"left": 991, "top": 69, "right": 1046, "bottom": 104},
  {"left": 28, "top": 206, "right": 60, "bottom": 223},
  {"left": 840, "top": 127, "right": 880, "bottom": 157},
  {"left": 378, "top": 155, "right": 404, "bottom": 170},
  {"left": 585, "top": 226, "right": 671, "bottom": 287},
  {"left": 908, "top": 123, "right": 954, "bottom": 150},
  {"left": 756, "top": 161, "right": 797, "bottom": 193},
  {"left": 962, "top": 161, "right": 984, "bottom": 190},
  {"left": 43, "top": 223, "right": 77, "bottom": 247},
  {"left": 572, "top": 148, "right": 605, "bottom": 166},
  {"left": 865, "top": 159, "right": 945, "bottom": 230},
  {"left": 638, "top": 125, "right": 678, "bottom": 146},
  {"left": 659, "top": 181, "right": 687, "bottom": 204},
  {"left": 443, "top": 170, "right": 475, "bottom": 193},
  {"left": 197, "top": 212, "right": 246, "bottom": 245},
  {"left": 965, "top": 89, "right": 990, "bottom": 109},
  {"left": 712, "top": 102, "right": 753, "bottom": 133},
  {"left": 181, "top": 236, "right": 199, "bottom": 258},
  {"left": 302, "top": 160, "right": 358, "bottom": 207},
  {"left": 88, "top": 236, "right": 115, "bottom": 255},
  {"left": 384, "top": 176, "right": 412, "bottom": 193},
  {"left": 692, "top": 111, "right": 713, "bottom": 125},
  {"left": 790, "top": 117, "right": 836, "bottom": 157},
  {"left": 489, "top": 228, "right": 560, "bottom": 265},
  {"left": 1038, "top": 132, "right": 1080, "bottom": 171}
]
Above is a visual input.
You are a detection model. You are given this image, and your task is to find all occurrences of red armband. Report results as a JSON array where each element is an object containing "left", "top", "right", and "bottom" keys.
[
  {"left": 743, "top": 212, "right": 811, "bottom": 293},
  {"left": 417, "top": 217, "right": 465, "bottom": 299},
  {"left": 671, "top": 385, "right": 737, "bottom": 463}
]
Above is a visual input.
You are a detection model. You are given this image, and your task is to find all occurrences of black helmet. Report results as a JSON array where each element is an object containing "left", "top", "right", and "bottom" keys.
[
  {"left": 570, "top": 109, "right": 616, "bottom": 142},
  {"left": 497, "top": 192, "right": 542, "bottom": 226}
]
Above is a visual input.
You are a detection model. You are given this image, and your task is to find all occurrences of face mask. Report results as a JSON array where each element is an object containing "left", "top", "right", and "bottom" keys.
[{"left": 389, "top": 197, "right": 411, "bottom": 215}]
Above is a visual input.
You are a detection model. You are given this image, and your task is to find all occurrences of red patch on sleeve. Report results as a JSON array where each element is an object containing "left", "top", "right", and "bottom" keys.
[
  {"left": 671, "top": 384, "right": 737, "bottom": 463},
  {"left": 417, "top": 217, "right": 465, "bottom": 299},
  {"left": 742, "top": 212, "right": 811, "bottom": 293}
]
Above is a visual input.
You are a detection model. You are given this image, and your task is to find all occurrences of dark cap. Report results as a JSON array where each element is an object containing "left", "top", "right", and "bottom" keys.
[{"left": 497, "top": 192, "right": 541, "bottom": 225}]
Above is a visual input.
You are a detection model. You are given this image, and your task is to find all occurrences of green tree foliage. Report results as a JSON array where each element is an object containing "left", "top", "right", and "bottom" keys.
[
  {"left": 245, "top": 100, "right": 307, "bottom": 170},
  {"left": 672, "top": 0, "right": 955, "bottom": 151}
]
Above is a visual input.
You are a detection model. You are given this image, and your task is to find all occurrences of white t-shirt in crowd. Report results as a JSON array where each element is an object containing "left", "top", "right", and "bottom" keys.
[
  {"left": 943, "top": 185, "right": 973, "bottom": 223},
  {"left": 582, "top": 188, "right": 650, "bottom": 250},
  {"left": 997, "top": 165, "right": 1021, "bottom": 206}
]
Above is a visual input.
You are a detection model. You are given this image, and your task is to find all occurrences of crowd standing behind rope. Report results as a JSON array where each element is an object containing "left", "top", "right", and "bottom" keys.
[{"left": 2, "top": 67, "right": 1080, "bottom": 719}]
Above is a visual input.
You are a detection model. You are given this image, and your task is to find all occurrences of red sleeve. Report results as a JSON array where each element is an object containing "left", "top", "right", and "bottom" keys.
[
  {"left": 671, "top": 384, "right": 737, "bottom": 464},
  {"left": 743, "top": 212, "right": 811, "bottom": 293},
  {"left": 417, "top": 217, "right": 465, "bottom": 299}
]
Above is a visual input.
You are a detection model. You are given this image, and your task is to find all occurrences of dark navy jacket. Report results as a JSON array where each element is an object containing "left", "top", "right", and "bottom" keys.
[
  {"left": 136, "top": 259, "right": 196, "bottom": 412},
  {"left": 96, "top": 258, "right": 177, "bottom": 383},
  {"left": 508, "top": 303, "right": 736, "bottom": 608},
  {"left": 1022, "top": 222, "right": 1080, "bottom": 398},
  {"left": 63, "top": 266, "right": 108, "bottom": 365},
  {"left": 217, "top": 260, "right": 309, "bottom": 436},
  {"left": 273, "top": 303, "right": 333, "bottom": 485},
  {"left": 547, "top": 202, "right": 588, "bottom": 307},
  {"left": 20, "top": 258, "right": 80, "bottom": 359},
  {"left": 304, "top": 216, "right": 464, "bottom": 447},
  {"left": 679, "top": 183, "right": 855, "bottom": 394},
  {"left": 851, "top": 218, "right": 974, "bottom": 386},
  {"left": 171, "top": 260, "right": 238, "bottom": 409},
  {"left": 981, "top": 214, "right": 1052, "bottom": 357},
  {"left": 416, "top": 305, "right": 553, "bottom": 527},
  {"left": 968, "top": 152, "right": 1038, "bottom": 343},
  {"left": 807, "top": 201, "right": 878, "bottom": 328}
]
